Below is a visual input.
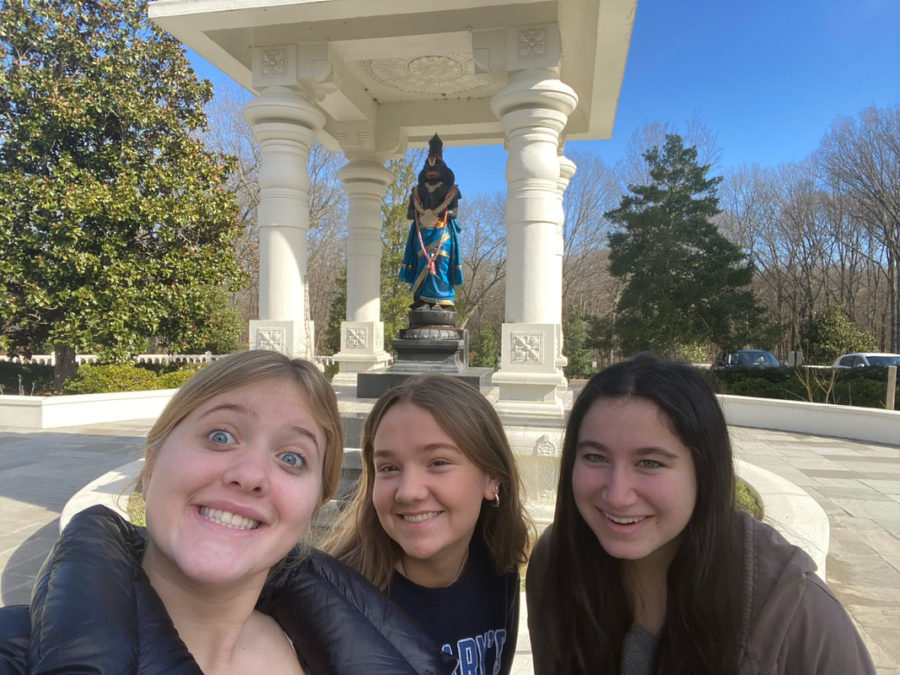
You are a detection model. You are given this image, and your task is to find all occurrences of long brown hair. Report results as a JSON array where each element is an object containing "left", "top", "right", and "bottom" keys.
[
  {"left": 538, "top": 354, "right": 741, "bottom": 673},
  {"left": 322, "top": 374, "right": 531, "bottom": 590}
]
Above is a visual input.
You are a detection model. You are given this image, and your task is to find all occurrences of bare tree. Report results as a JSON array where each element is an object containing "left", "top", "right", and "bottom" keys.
[
  {"left": 203, "top": 81, "right": 348, "bottom": 352},
  {"left": 455, "top": 193, "right": 506, "bottom": 329},
  {"left": 819, "top": 105, "right": 900, "bottom": 350},
  {"left": 562, "top": 151, "right": 621, "bottom": 317},
  {"left": 615, "top": 116, "right": 723, "bottom": 190},
  {"left": 203, "top": 82, "right": 261, "bottom": 323}
]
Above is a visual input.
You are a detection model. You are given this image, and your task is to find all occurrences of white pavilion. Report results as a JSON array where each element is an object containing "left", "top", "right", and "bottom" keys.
[{"left": 149, "top": 0, "right": 637, "bottom": 424}]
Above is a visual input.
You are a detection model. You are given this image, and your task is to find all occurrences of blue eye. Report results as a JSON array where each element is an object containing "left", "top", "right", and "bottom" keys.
[
  {"left": 279, "top": 451, "right": 304, "bottom": 469},
  {"left": 209, "top": 430, "right": 235, "bottom": 444}
]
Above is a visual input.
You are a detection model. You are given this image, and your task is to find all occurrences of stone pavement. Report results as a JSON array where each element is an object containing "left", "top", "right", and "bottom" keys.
[
  {"left": 0, "top": 420, "right": 897, "bottom": 673},
  {"left": 0, "top": 420, "right": 151, "bottom": 606},
  {"left": 730, "top": 427, "right": 900, "bottom": 675}
]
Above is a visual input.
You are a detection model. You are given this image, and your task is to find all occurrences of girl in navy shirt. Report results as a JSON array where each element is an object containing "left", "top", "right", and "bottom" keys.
[{"left": 324, "top": 375, "right": 531, "bottom": 675}]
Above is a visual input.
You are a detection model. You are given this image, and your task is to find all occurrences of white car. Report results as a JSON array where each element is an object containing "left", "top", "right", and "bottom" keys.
[{"left": 832, "top": 352, "right": 900, "bottom": 369}]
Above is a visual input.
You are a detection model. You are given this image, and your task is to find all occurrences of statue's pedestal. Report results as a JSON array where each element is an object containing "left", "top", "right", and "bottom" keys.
[{"left": 356, "top": 307, "right": 492, "bottom": 398}]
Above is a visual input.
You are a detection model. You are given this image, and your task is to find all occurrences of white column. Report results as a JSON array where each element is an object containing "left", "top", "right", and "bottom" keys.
[
  {"left": 243, "top": 86, "right": 324, "bottom": 359},
  {"left": 490, "top": 68, "right": 577, "bottom": 420},
  {"left": 332, "top": 156, "right": 393, "bottom": 385},
  {"left": 555, "top": 153, "right": 577, "bottom": 369}
]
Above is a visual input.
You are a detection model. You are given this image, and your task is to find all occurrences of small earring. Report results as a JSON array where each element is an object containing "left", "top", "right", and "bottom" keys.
[{"left": 490, "top": 487, "right": 500, "bottom": 508}]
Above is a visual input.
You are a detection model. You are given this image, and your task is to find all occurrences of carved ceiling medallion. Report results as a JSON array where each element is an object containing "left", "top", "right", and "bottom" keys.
[{"left": 360, "top": 53, "right": 489, "bottom": 96}]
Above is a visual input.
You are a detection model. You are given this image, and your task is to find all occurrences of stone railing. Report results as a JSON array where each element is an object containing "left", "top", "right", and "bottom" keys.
[{"left": 1, "top": 352, "right": 338, "bottom": 367}]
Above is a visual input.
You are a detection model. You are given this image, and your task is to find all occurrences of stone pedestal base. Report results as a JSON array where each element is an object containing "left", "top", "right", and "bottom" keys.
[
  {"left": 355, "top": 307, "right": 490, "bottom": 398},
  {"left": 249, "top": 320, "right": 314, "bottom": 359},
  {"left": 356, "top": 367, "right": 494, "bottom": 399},
  {"left": 491, "top": 322, "right": 567, "bottom": 423},
  {"left": 332, "top": 321, "right": 391, "bottom": 386}
]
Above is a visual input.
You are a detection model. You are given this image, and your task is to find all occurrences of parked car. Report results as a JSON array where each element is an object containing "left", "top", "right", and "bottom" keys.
[
  {"left": 832, "top": 353, "right": 900, "bottom": 369},
  {"left": 715, "top": 349, "right": 783, "bottom": 368}
]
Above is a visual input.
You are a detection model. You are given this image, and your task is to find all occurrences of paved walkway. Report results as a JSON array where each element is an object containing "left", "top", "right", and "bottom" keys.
[{"left": 0, "top": 421, "right": 897, "bottom": 673}]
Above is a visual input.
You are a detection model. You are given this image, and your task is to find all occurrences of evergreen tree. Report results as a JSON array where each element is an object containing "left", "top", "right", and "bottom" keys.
[
  {"left": 605, "top": 135, "right": 765, "bottom": 356},
  {"left": 0, "top": 0, "right": 245, "bottom": 386},
  {"left": 563, "top": 311, "right": 594, "bottom": 379},
  {"left": 470, "top": 322, "right": 500, "bottom": 369},
  {"left": 322, "top": 270, "right": 347, "bottom": 355}
]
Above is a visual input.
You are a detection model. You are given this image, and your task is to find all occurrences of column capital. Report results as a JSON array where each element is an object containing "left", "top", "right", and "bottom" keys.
[
  {"left": 558, "top": 154, "right": 577, "bottom": 191},
  {"left": 243, "top": 86, "right": 325, "bottom": 138},
  {"left": 337, "top": 157, "right": 393, "bottom": 196},
  {"left": 490, "top": 68, "right": 578, "bottom": 124}
]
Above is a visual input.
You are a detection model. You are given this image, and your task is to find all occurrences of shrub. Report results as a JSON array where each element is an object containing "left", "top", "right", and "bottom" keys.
[
  {"left": 323, "top": 361, "right": 340, "bottom": 381},
  {"left": 736, "top": 478, "right": 764, "bottom": 520},
  {"left": 63, "top": 364, "right": 158, "bottom": 394},
  {"left": 707, "top": 365, "right": 898, "bottom": 409},
  {"left": 156, "top": 368, "right": 201, "bottom": 389},
  {"left": 128, "top": 491, "right": 146, "bottom": 527}
]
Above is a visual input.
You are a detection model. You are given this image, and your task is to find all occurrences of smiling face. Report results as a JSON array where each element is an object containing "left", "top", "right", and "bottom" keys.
[
  {"left": 141, "top": 377, "right": 325, "bottom": 593},
  {"left": 572, "top": 397, "right": 697, "bottom": 575},
  {"left": 371, "top": 402, "right": 497, "bottom": 587}
]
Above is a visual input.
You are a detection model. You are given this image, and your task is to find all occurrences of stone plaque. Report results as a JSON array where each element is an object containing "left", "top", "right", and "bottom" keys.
[{"left": 510, "top": 332, "right": 544, "bottom": 365}]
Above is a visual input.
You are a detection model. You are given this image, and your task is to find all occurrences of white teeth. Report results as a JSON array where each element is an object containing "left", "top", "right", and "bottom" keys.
[
  {"left": 402, "top": 511, "right": 440, "bottom": 523},
  {"left": 604, "top": 512, "right": 646, "bottom": 525},
  {"left": 200, "top": 506, "right": 260, "bottom": 530}
]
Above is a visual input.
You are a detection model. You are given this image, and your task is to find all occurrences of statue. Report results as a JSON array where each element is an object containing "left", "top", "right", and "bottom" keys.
[{"left": 400, "top": 134, "right": 463, "bottom": 309}]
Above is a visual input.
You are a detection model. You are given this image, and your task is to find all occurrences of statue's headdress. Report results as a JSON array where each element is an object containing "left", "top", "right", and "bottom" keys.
[
  {"left": 428, "top": 133, "right": 443, "bottom": 160},
  {"left": 419, "top": 133, "right": 454, "bottom": 185}
]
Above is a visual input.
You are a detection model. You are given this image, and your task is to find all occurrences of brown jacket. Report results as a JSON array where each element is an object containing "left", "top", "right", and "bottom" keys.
[
  {"left": 735, "top": 511, "right": 874, "bottom": 674},
  {"left": 526, "top": 512, "right": 875, "bottom": 674}
]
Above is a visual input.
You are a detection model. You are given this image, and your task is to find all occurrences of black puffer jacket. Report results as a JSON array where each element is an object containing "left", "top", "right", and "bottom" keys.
[{"left": 0, "top": 506, "right": 455, "bottom": 674}]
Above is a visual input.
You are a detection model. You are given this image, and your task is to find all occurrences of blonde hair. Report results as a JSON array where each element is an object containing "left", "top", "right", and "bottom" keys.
[
  {"left": 138, "top": 350, "right": 343, "bottom": 506},
  {"left": 322, "top": 374, "right": 531, "bottom": 590}
]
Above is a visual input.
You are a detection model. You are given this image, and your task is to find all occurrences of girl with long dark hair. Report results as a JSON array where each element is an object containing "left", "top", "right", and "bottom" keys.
[{"left": 526, "top": 354, "right": 873, "bottom": 674}]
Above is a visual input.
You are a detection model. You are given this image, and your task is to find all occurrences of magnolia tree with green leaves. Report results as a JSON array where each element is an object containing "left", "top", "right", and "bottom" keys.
[
  {"left": 801, "top": 305, "right": 877, "bottom": 365},
  {"left": 605, "top": 135, "right": 768, "bottom": 358},
  {"left": 0, "top": 0, "right": 246, "bottom": 387}
]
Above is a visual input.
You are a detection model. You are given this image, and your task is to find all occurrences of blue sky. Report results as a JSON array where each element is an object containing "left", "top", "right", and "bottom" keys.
[{"left": 189, "top": 0, "right": 899, "bottom": 197}]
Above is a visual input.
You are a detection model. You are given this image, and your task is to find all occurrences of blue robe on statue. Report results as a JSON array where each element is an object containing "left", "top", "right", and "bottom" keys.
[{"left": 400, "top": 184, "right": 464, "bottom": 306}]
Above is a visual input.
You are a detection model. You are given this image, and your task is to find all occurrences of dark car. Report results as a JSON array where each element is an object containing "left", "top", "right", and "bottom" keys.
[{"left": 716, "top": 349, "right": 783, "bottom": 368}]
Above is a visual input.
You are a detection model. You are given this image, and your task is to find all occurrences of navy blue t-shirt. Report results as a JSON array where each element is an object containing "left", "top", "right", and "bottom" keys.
[{"left": 389, "top": 541, "right": 515, "bottom": 675}]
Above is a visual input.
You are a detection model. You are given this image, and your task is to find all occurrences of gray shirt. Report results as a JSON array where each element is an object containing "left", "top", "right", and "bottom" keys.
[{"left": 621, "top": 623, "right": 657, "bottom": 675}]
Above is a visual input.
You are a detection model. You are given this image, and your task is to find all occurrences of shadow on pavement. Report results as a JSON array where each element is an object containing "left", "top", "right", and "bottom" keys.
[{"left": 1, "top": 520, "right": 59, "bottom": 606}]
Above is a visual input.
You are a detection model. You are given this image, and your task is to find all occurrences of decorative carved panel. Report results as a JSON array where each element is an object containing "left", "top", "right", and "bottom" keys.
[
  {"left": 346, "top": 327, "right": 368, "bottom": 349},
  {"left": 518, "top": 28, "right": 548, "bottom": 58},
  {"left": 359, "top": 54, "right": 491, "bottom": 96},
  {"left": 256, "top": 327, "right": 287, "bottom": 353},
  {"left": 252, "top": 44, "right": 297, "bottom": 88},
  {"left": 262, "top": 48, "right": 289, "bottom": 76},
  {"left": 534, "top": 433, "right": 557, "bottom": 456},
  {"left": 510, "top": 332, "right": 544, "bottom": 365}
]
